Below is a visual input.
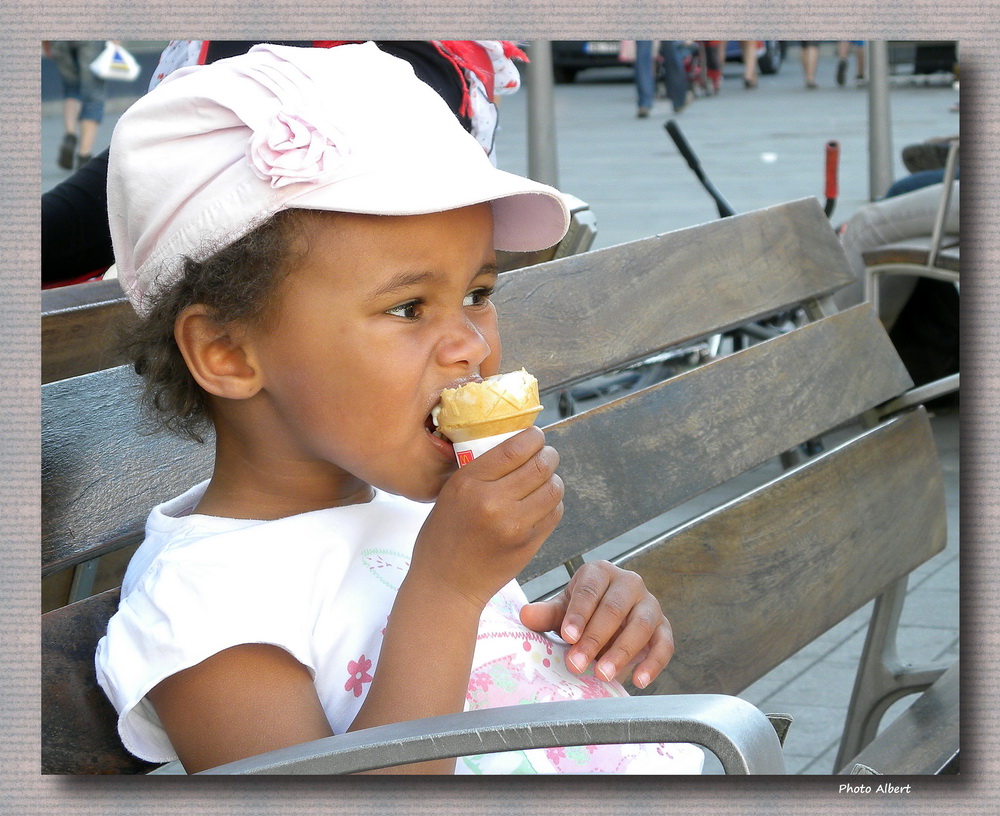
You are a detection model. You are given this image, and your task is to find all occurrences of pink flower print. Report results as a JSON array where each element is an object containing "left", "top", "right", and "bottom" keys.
[{"left": 345, "top": 654, "right": 373, "bottom": 698}]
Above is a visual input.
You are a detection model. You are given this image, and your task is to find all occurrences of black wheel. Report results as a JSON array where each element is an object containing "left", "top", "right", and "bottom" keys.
[
  {"left": 553, "top": 65, "right": 578, "bottom": 84},
  {"left": 558, "top": 390, "right": 576, "bottom": 418}
]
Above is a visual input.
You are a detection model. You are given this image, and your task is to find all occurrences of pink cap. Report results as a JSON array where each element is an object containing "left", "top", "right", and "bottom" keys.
[{"left": 107, "top": 42, "right": 570, "bottom": 315}]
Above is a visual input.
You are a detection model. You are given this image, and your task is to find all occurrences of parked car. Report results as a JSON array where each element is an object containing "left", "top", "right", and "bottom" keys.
[
  {"left": 549, "top": 40, "right": 784, "bottom": 83},
  {"left": 550, "top": 40, "right": 627, "bottom": 83}
]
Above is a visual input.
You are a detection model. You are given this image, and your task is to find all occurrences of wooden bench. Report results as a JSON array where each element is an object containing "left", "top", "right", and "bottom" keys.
[
  {"left": 41, "top": 277, "right": 136, "bottom": 385},
  {"left": 42, "top": 197, "right": 956, "bottom": 775}
]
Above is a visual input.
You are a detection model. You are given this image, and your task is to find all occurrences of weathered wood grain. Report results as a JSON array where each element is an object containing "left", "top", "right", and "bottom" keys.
[
  {"left": 42, "top": 587, "right": 159, "bottom": 774},
  {"left": 523, "top": 305, "right": 911, "bottom": 580},
  {"left": 42, "top": 279, "right": 134, "bottom": 383},
  {"left": 617, "top": 410, "right": 946, "bottom": 697},
  {"left": 497, "top": 198, "right": 854, "bottom": 392},
  {"left": 861, "top": 238, "right": 960, "bottom": 273},
  {"left": 41, "top": 366, "right": 214, "bottom": 575}
]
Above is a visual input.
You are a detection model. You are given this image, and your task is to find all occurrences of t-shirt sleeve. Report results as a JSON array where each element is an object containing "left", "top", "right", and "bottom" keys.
[{"left": 95, "top": 554, "right": 317, "bottom": 764}]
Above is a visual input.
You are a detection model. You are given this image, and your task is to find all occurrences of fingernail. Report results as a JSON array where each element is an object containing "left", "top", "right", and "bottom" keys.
[
  {"left": 568, "top": 653, "right": 586, "bottom": 672},
  {"left": 562, "top": 623, "right": 580, "bottom": 643},
  {"left": 635, "top": 671, "right": 651, "bottom": 689},
  {"left": 597, "top": 661, "right": 615, "bottom": 681}
]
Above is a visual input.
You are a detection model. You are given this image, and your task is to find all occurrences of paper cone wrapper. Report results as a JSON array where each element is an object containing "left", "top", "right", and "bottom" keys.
[{"left": 452, "top": 429, "right": 529, "bottom": 467}]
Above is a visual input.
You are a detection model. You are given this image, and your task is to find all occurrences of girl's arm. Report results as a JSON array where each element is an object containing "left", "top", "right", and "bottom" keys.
[
  {"left": 146, "top": 643, "right": 334, "bottom": 773},
  {"left": 347, "top": 427, "right": 564, "bottom": 773}
]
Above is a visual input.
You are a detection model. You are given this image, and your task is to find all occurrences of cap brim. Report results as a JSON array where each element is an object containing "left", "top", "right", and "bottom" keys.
[{"left": 290, "top": 164, "right": 570, "bottom": 253}]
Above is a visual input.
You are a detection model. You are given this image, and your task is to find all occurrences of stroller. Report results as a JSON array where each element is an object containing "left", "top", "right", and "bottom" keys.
[
  {"left": 679, "top": 41, "right": 713, "bottom": 97},
  {"left": 654, "top": 41, "right": 712, "bottom": 105}
]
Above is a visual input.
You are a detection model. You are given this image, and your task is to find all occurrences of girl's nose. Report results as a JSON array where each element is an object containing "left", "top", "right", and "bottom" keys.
[{"left": 437, "top": 313, "right": 493, "bottom": 369}]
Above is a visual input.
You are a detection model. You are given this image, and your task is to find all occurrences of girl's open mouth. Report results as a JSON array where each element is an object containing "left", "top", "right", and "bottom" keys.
[{"left": 425, "top": 411, "right": 455, "bottom": 460}]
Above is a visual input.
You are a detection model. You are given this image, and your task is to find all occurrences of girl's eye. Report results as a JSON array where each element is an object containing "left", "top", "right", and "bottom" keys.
[
  {"left": 464, "top": 286, "right": 495, "bottom": 308},
  {"left": 386, "top": 299, "right": 422, "bottom": 320}
]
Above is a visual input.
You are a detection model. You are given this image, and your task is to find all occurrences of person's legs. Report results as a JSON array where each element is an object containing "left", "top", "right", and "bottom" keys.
[
  {"left": 74, "top": 41, "right": 106, "bottom": 164},
  {"left": 836, "top": 40, "right": 849, "bottom": 86},
  {"left": 703, "top": 40, "right": 721, "bottom": 92},
  {"left": 885, "top": 167, "right": 960, "bottom": 198},
  {"left": 853, "top": 42, "right": 865, "bottom": 81},
  {"left": 634, "top": 40, "right": 655, "bottom": 116},
  {"left": 834, "top": 181, "right": 960, "bottom": 327},
  {"left": 62, "top": 97, "right": 81, "bottom": 135},
  {"left": 77, "top": 119, "right": 100, "bottom": 162},
  {"left": 58, "top": 99, "right": 80, "bottom": 170},
  {"left": 741, "top": 40, "right": 758, "bottom": 87},
  {"left": 51, "top": 41, "right": 83, "bottom": 168},
  {"left": 659, "top": 41, "right": 690, "bottom": 111},
  {"left": 800, "top": 42, "right": 818, "bottom": 87}
]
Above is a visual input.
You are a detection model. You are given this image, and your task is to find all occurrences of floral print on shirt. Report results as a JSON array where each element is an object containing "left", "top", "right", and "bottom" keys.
[{"left": 345, "top": 654, "right": 373, "bottom": 697}]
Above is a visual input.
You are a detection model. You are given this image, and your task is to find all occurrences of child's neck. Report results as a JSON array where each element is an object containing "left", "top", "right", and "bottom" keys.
[
  {"left": 195, "top": 438, "right": 375, "bottom": 520},
  {"left": 195, "top": 401, "right": 376, "bottom": 520},
  {"left": 194, "top": 474, "right": 376, "bottom": 520}
]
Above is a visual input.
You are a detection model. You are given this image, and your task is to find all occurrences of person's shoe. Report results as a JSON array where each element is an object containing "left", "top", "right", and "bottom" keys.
[
  {"left": 58, "top": 133, "right": 77, "bottom": 170},
  {"left": 637, "top": 106, "right": 650, "bottom": 118},
  {"left": 75, "top": 153, "right": 91, "bottom": 169},
  {"left": 673, "top": 90, "right": 694, "bottom": 114},
  {"left": 855, "top": 76, "right": 867, "bottom": 87},
  {"left": 836, "top": 59, "right": 847, "bottom": 86}
]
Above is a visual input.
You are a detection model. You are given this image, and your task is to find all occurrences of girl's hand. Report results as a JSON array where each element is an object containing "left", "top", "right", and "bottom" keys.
[
  {"left": 519, "top": 560, "right": 674, "bottom": 689},
  {"left": 411, "top": 426, "right": 564, "bottom": 612}
]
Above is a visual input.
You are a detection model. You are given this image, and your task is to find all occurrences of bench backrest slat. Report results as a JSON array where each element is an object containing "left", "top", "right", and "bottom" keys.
[
  {"left": 522, "top": 304, "right": 911, "bottom": 580},
  {"left": 616, "top": 408, "right": 946, "bottom": 696},
  {"left": 42, "top": 279, "right": 136, "bottom": 384},
  {"left": 41, "top": 367, "right": 214, "bottom": 576},
  {"left": 42, "top": 586, "right": 159, "bottom": 774},
  {"left": 498, "top": 198, "right": 854, "bottom": 391}
]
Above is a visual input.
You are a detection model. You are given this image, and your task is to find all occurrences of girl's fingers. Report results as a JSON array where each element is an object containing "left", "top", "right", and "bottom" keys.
[
  {"left": 518, "top": 592, "right": 568, "bottom": 634},
  {"left": 526, "top": 561, "right": 675, "bottom": 688},
  {"left": 588, "top": 594, "right": 665, "bottom": 683},
  {"left": 559, "top": 563, "right": 613, "bottom": 649},
  {"left": 628, "top": 618, "right": 675, "bottom": 689}
]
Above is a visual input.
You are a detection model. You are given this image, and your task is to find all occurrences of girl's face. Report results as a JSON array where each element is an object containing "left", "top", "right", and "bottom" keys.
[{"left": 244, "top": 204, "right": 501, "bottom": 503}]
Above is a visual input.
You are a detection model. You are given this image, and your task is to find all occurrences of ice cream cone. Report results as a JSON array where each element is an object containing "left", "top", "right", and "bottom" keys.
[
  {"left": 436, "top": 407, "right": 543, "bottom": 444},
  {"left": 433, "top": 369, "right": 542, "bottom": 456}
]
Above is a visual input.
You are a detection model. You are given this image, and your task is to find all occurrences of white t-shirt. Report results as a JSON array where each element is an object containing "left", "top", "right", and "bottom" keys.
[{"left": 95, "top": 482, "right": 703, "bottom": 774}]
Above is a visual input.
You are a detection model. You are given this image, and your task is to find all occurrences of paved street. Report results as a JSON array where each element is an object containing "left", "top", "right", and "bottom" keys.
[{"left": 41, "top": 41, "right": 959, "bottom": 775}]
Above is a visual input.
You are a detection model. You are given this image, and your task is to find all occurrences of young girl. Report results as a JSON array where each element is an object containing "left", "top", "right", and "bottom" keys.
[{"left": 95, "top": 42, "right": 704, "bottom": 775}]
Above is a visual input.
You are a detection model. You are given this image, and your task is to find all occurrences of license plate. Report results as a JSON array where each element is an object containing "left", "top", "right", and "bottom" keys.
[{"left": 583, "top": 41, "right": 620, "bottom": 55}]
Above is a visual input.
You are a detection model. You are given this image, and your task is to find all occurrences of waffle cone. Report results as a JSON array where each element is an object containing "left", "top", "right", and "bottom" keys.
[
  {"left": 435, "top": 369, "right": 542, "bottom": 443},
  {"left": 437, "top": 406, "right": 543, "bottom": 443}
]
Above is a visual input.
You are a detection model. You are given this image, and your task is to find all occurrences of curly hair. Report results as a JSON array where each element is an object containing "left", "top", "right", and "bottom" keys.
[{"left": 122, "top": 208, "right": 313, "bottom": 442}]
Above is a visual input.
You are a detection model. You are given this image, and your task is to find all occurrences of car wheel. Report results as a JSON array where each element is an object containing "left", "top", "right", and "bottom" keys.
[
  {"left": 759, "top": 41, "right": 783, "bottom": 74},
  {"left": 553, "top": 65, "right": 578, "bottom": 83}
]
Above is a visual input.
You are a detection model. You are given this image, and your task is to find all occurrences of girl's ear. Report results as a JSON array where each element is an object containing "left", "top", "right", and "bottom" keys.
[{"left": 174, "top": 305, "right": 263, "bottom": 400}]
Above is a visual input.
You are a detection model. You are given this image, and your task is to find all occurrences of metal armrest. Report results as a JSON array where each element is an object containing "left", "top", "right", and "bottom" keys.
[
  {"left": 872, "top": 373, "right": 960, "bottom": 421},
  {"left": 184, "top": 695, "right": 785, "bottom": 775}
]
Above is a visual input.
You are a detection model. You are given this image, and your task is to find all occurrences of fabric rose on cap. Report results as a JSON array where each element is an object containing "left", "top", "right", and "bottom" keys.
[{"left": 247, "top": 110, "right": 350, "bottom": 188}]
